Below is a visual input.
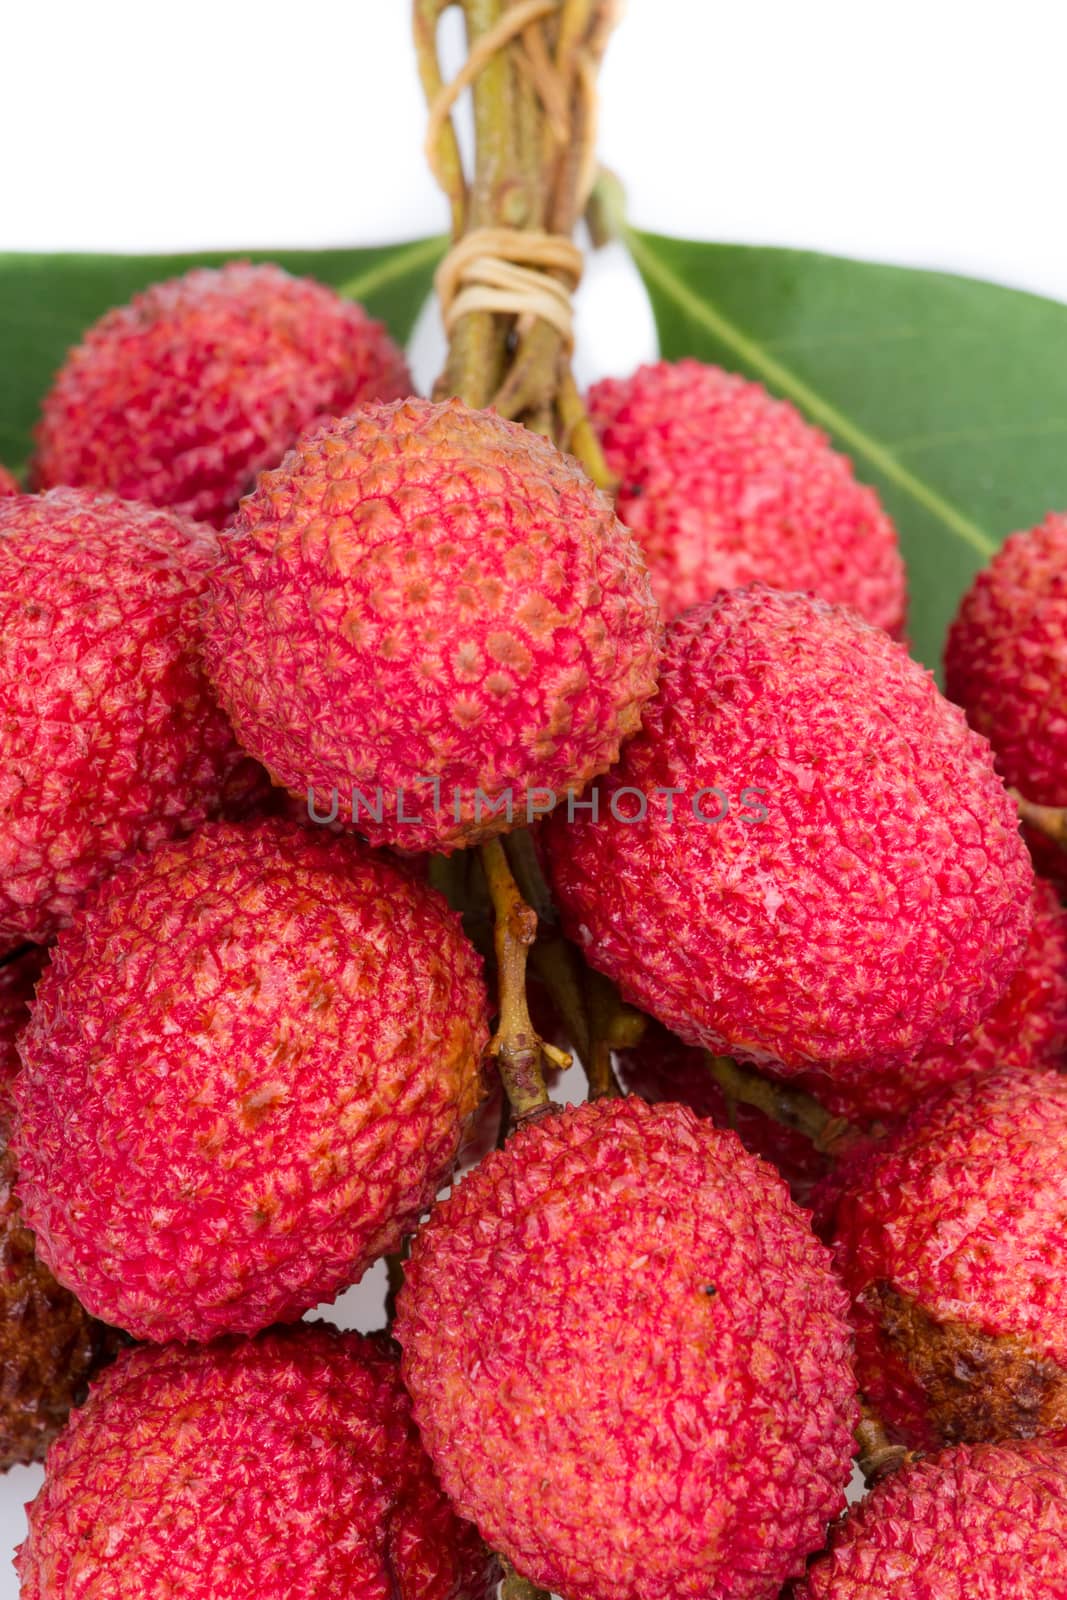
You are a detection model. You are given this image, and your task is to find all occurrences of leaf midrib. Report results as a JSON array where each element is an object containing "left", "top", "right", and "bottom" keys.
[
  {"left": 626, "top": 228, "right": 997, "bottom": 560},
  {"left": 335, "top": 235, "right": 445, "bottom": 306}
]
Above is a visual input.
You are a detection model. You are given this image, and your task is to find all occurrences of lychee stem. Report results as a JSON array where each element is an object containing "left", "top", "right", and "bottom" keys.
[
  {"left": 504, "top": 831, "right": 645, "bottom": 1097},
  {"left": 586, "top": 970, "right": 647, "bottom": 1098},
  {"left": 500, "top": 1558, "right": 552, "bottom": 1600},
  {"left": 505, "top": 830, "right": 593, "bottom": 1062},
  {"left": 855, "top": 1403, "right": 914, "bottom": 1486},
  {"left": 556, "top": 370, "right": 617, "bottom": 489},
  {"left": 419, "top": 0, "right": 617, "bottom": 448},
  {"left": 481, "top": 838, "right": 569, "bottom": 1119},
  {"left": 1012, "top": 790, "right": 1067, "bottom": 849},
  {"left": 705, "top": 1054, "right": 860, "bottom": 1158}
]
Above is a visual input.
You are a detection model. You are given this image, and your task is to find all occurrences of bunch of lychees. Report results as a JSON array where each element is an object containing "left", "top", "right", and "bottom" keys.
[{"left": 2, "top": 7, "right": 1067, "bottom": 1600}]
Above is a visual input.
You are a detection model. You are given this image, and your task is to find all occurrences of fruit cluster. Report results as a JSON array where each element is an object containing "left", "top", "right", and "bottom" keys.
[{"left": 3, "top": 23, "right": 1067, "bottom": 1600}]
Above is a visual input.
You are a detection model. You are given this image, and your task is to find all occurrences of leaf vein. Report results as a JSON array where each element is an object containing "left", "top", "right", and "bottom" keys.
[{"left": 626, "top": 230, "right": 997, "bottom": 560}]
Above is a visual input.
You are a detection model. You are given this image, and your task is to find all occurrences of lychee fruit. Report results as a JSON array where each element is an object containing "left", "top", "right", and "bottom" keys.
[
  {"left": 33, "top": 262, "right": 412, "bottom": 528},
  {"left": 16, "top": 1323, "right": 499, "bottom": 1600},
  {"left": 543, "top": 586, "right": 1032, "bottom": 1093},
  {"left": 825, "top": 1066, "right": 1067, "bottom": 1451},
  {"left": 0, "top": 488, "right": 267, "bottom": 945},
  {"left": 945, "top": 512, "right": 1067, "bottom": 878},
  {"left": 587, "top": 359, "right": 906, "bottom": 632},
  {"left": 396, "top": 1095, "right": 858, "bottom": 1600},
  {"left": 795, "top": 875, "right": 1067, "bottom": 1122},
  {"left": 0, "top": 465, "right": 18, "bottom": 496},
  {"left": 0, "top": 946, "right": 121, "bottom": 1470},
  {"left": 203, "top": 397, "right": 662, "bottom": 852},
  {"left": 614, "top": 1019, "right": 833, "bottom": 1206},
  {"left": 791, "top": 1438, "right": 1067, "bottom": 1599},
  {"left": 13, "top": 817, "right": 489, "bottom": 1341}
]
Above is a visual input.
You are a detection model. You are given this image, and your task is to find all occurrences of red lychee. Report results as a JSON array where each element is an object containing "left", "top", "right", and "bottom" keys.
[
  {"left": 614, "top": 1019, "right": 833, "bottom": 1206},
  {"left": 14, "top": 817, "right": 489, "bottom": 1342},
  {"left": 33, "top": 262, "right": 412, "bottom": 527},
  {"left": 203, "top": 398, "right": 662, "bottom": 852},
  {"left": 16, "top": 1323, "right": 498, "bottom": 1600},
  {"left": 946, "top": 512, "right": 1067, "bottom": 805},
  {"left": 396, "top": 1096, "right": 858, "bottom": 1600},
  {"left": 945, "top": 512, "right": 1067, "bottom": 880},
  {"left": 0, "top": 488, "right": 265, "bottom": 946},
  {"left": 794, "top": 875, "right": 1067, "bottom": 1122},
  {"left": 0, "top": 466, "right": 18, "bottom": 496},
  {"left": 544, "top": 586, "right": 1032, "bottom": 1092},
  {"left": 0, "top": 946, "right": 121, "bottom": 1471},
  {"left": 588, "top": 359, "right": 906, "bottom": 632},
  {"left": 792, "top": 1438, "right": 1067, "bottom": 1599},
  {"left": 826, "top": 1067, "right": 1067, "bottom": 1451}
]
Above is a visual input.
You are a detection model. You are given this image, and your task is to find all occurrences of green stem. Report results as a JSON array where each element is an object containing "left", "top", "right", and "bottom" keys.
[{"left": 705, "top": 1054, "right": 858, "bottom": 1157}]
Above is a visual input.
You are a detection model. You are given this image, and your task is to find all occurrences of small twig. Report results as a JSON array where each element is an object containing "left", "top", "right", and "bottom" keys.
[
  {"left": 705, "top": 1054, "right": 859, "bottom": 1157},
  {"left": 414, "top": 0, "right": 468, "bottom": 233},
  {"left": 481, "top": 839, "right": 569, "bottom": 1119},
  {"left": 556, "top": 369, "right": 617, "bottom": 488},
  {"left": 855, "top": 1403, "right": 914, "bottom": 1486},
  {"left": 585, "top": 971, "right": 647, "bottom": 1099},
  {"left": 1012, "top": 789, "right": 1067, "bottom": 850}
]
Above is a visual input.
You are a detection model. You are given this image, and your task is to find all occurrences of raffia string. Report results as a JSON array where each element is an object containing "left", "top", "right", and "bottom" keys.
[
  {"left": 422, "top": 0, "right": 559, "bottom": 192},
  {"left": 435, "top": 227, "right": 584, "bottom": 345}
]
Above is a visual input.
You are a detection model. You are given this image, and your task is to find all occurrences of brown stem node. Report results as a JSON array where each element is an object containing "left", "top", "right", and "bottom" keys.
[
  {"left": 481, "top": 839, "right": 566, "bottom": 1120},
  {"left": 855, "top": 1402, "right": 915, "bottom": 1486}
]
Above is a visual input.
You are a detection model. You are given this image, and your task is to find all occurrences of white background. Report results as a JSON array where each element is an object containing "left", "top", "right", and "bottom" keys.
[{"left": 1, "top": 0, "right": 1064, "bottom": 1587}]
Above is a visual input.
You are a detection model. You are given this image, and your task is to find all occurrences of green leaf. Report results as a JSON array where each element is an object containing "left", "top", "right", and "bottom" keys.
[
  {"left": 627, "top": 229, "right": 1067, "bottom": 670},
  {"left": 0, "top": 237, "right": 444, "bottom": 480}
]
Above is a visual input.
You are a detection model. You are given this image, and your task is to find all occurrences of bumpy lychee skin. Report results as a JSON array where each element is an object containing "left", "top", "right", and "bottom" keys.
[
  {"left": 33, "top": 262, "right": 412, "bottom": 528},
  {"left": 945, "top": 513, "right": 1067, "bottom": 882},
  {"left": 797, "top": 876, "right": 1067, "bottom": 1122},
  {"left": 14, "top": 818, "right": 489, "bottom": 1342},
  {"left": 396, "top": 1096, "right": 858, "bottom": 1600},
  {"left": 544, "top": 586, "right": 1032, "bottom": 1088},
  {"left": 17, "top": 1324, "right": 499, "bottom": 1600},
  {"left": 946, "top": 513, "right": 1067, "bottom": 806},
  {"left": 791, "top": 1439, "right": 1067, "bottom": 1599},
  {"left": 0, "top": 947, "right": 120, "bottom": 1472},
  {"left": 588, "top": 360, "right": 905, "bottom": 632},
  {"left": 0, "top": 488, "right": 265, "bottom": 946},
  {"left": 614, "top": 1019, "right": 833, "bottom": 1205},
  {"left": 203, "top": 397, "right": 662, "bottom": 853},
  {"left": 827, "top": 1067, "right": 1067, "bottom": 1452},
  {"left": 0, "top": 465, "right": 17, "bottom": 496}
]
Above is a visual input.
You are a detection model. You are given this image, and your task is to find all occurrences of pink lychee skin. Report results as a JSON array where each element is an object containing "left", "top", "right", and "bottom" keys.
[
  {"left": 202, "top": 397, "right": 663, "bottom": 853},
  {"left": 16, "top": 1323, "right": 499, "bottom": 1600},
  {"left": 544, "top": 586, "right": 1033, "bottom": 1087},
  {"left": 828, "top": 1068, "right": 1067, "bottom": 1451},
  {"left": 33, "top": 262, "right": 412, "bottom": 528},
  {"left": 790, "top": 1439, "right": 1067, "bottom": 1599},
  {"left": 0, "top": 488, "right": 266, "bottom": 946},
  {"left": 945, "top": 513, "right": 1067, "bottom": 882},
  {"left": 588, "top": 360, "right": 906, "bottom": 633},
  {"left": 795, "top": 875, "right": 1067, "bottom": 1122},
  {"left": 396, "top": 1096, "right": 858, "bottom": 1600},
  {"left": 0, "top": 466, "right": 18, "bottom": 497},
  {"left": 13, "top": 818, "right": 490, "bottom": 1342},
  {"left": 945, "top": 512, "right": 1067, "bottom": 806}
]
